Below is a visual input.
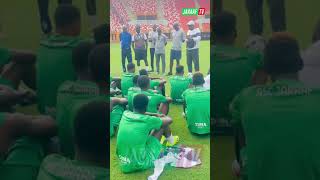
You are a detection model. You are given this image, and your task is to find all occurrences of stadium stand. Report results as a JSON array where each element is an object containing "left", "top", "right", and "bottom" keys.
[{"left": 111, "top": 0, "right": 210, "bottom": 39}]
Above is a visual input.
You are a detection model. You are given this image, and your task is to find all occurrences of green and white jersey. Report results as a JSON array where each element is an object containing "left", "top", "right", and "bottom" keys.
[
  {"left": 230, "top": 79, "right": 320, "bottom": 180},
  {"left": 127, "top": 86, "right": 141, "bottom": 111},
  {"left": 121, "top": 73, "right": 135, "bottom": 97},
  {"left": 116, "top": 111, "right": 162, "bottom": 173},
  {"left": 37, "top": 154, "right": 108, "bottom": 180},
  {"left": 182, "top": 87, "right": 210, "bottom": 134},
  {"left": 56, "top": 80, "right": 100, "bottom": 158},
  {"left": 36, "top": 34, "right": 86, "bottom": 114},
  {"left": 169, "top": 75, "right": 191, "bottom": 103},
  {"left": 131, "top": 90, "right": 167, "bottom": 113},
  {"left": 212, "top": 45, "right": 263, "bottom": 119}
]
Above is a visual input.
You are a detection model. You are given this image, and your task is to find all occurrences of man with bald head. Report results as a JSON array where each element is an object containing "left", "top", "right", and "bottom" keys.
[
  {"left": 120, "top": 25, "right": 132, "bottom": 72},
  {"left": 168, "top": 22, "right": 186, "bottom": 76},
  {"left": 148, "top": 24, "right": 158, "bottom": 72},
  {"left": 132, "top": 24, "right": 149, "bottom": 71}
]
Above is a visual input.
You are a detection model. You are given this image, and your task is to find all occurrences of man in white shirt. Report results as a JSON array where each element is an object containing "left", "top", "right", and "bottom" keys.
[
  {"left": 132, "top": 24, "right": 149, "bottom": 71},
  {"left": 168, "top": 22, "right": 186, "bottom": 76},
  {"left": 148, "top": 24, "right": 158, "bottom": 72},
  {"left": 186, "top": 20, "right": 201, "bottom": 75},
  {"left": 155, "top": 27, "right": 167, "bottom": 75}
]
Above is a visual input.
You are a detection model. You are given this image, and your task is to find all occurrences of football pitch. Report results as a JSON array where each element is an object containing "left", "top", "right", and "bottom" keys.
[
  {"left": 214, "top": 0, "right": 320, "bottom": 180},
  {"left": 110, "top": 41, "right": 211, "bottom": 180}
]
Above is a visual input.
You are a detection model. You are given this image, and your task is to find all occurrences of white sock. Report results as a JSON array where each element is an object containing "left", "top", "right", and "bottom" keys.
[
  {"left": 146, "top": 66, "right": 149, "bottom": 71},
  {"left": 166, "top": 135, "right": 174, "bottom": 144},
  {"left": 88, "top": 15, "right": 98, "bottom": 30}
]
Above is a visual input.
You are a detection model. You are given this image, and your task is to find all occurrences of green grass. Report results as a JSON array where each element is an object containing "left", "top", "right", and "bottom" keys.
[
  {"left": 214, "top": 1, "right": 320, "bottom": 180},
  {"left": 110, "top": 41, "right": 210, "bottom": 180}
]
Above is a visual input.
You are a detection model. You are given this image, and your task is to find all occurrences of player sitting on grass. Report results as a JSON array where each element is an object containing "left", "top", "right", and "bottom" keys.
[
  {"left": 130, "top": 75, "right": 172, "bottom": 115},
  {"left": 169, "top": 65, "right": 192, "bottom": 103},
  {"left": 230, "top": 33, "right": 320, "bottom": 180},
  {"left": 36, "top": 4, "right": 84, "bottom": 115},
  {"left": 121, "top": 63, "right": 135, "bottom": 97},
  {"left": 0, "top": 85, "right": 56, "bottom": 180},
  {"left": 182, "top": 72, "right": 210, "bottom": 135},
  {"left": 110, "top": 97, "right": 128, "bottom": 137},
  {"left": 37, "top": 101, "right": 109, "bottom": 180},
  {"left": 56, "top": 41, "right": 100, "bottom": 158},
  {"left": 212, "top": 11, "right": 268, "bottom": 126},
  {"left": 139, "top": 69, "right": 166, "bottom": 95},
  {"left": 116, "top": 94, "right": 178, "bottom": 173},
  {"left": 127, "top": 75, "right": 141, "bottom": 111}
]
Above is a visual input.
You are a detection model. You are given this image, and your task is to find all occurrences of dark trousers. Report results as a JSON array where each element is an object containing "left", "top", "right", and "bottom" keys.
[
  {"left": 121, "top": 48, "right": 132, "bottom": 72},
  {"left": 187, "top": 49, "right": 199, "bottom": 73},
  {"left": 150, "top": 48, "right": 155, "bottom": 70},
  {"left": 37, "top": 0, "right": 96, "bottom": 34},
  {"left": 246, "top": 0, "right": 286, "bottom": 35}
]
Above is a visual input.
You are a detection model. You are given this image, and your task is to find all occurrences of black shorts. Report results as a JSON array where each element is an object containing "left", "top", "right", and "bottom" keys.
[
  {"left": 170, "top": 50, "right": 182, "bottom": 60},
  {"left": 134, "top": 49, "right": 146, "bottom": 60}
]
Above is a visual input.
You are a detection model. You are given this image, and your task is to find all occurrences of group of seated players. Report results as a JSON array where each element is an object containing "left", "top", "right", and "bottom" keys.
[
  {"left": 110, "top": 63, "right": 210, "bottom": 172},
  {"left": 213, "top": 11, "right": 320, "bottom": 180},
  {"left": 0, "top": 4, "right": 109, "bottom": 180}
]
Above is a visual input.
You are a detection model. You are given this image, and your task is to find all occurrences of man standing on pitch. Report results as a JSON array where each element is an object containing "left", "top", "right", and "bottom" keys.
[
  {"left": 132, "top": 25, "right": 149, "bottom": 71},
  {"left": 120, "top": 25, "right": 132, "bottom": 72},
  {"left": 186, "top": 20, "right": 201, "bottom": 75},
  {"left": 148, "top": 24, "right": 158, "bottom": 72},
  {"left": 155, "top": 27, "right": 167, "bottom": 75},
  {"left": 168, "top": 22, "right": 186, "bottom": 76}
]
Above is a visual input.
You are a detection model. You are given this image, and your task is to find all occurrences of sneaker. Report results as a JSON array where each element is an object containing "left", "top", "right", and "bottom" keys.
[
  {"left": 148, "top": 69, "right": 154, "bottom": 72},
  {"left": 245, "top": 34, "right": 266, "bottom": 53},
  {"left": 160, "top": 135, "right": 180, "bottom": 147},
  {"left": 167, "top": 72, "right": 172, "bottom": 76},
  {"left": 188, "top": 72, "right": 193, "bottom": 77}
]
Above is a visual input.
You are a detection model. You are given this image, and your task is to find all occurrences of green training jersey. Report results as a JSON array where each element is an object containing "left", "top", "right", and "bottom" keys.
[
  {"left": 182, "top": 87, "right": 210, "bottom": 134},
  {"left": 110, "top": 104, "right": 125, "bottom": 137},
  {"left": 116, "top": 111, "right": 163, "bottom": 173},
  {"left": 212, "top": 45, "right": 262, "bottom": 119},
  {"left": 131, "top": 90, "right": 167, "bottom": 113},
  {"left": 127, "top": 86, "right": 141, "bottom": 111},
  {"left": 230, "top": 79, "right": 320, "bottom": 180},
  {"left": 0, "top": 137, "right": 45, "bottom": 180},
  {"left": 150, "top": 80, "right": 160, "bottom": 90},
  {"left": 37, "top": 154, "right": 108, "bottom": 180},
  {"left": 121, "top": 73, "right": 134, "bottom": 97},
  {"left": 56, "top": 80, "right": 100, "bottom": 158},
  {"left": 36, "top": 34, "right": 85, "bottom": 115},
  {"left": 169, "top": 75, "right": 191, "bottom": 103}
]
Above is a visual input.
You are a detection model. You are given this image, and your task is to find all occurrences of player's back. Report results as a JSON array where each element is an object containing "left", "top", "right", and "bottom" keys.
[
  {"left": 0, "top": 137, "right": 45, "bottom": 180},
  {"left": 169, "top": 75, "right": 191, "bottom": 103},
  {"left": 231, "top": 79, "right": 320, "bottom": 180},
  {"left": 56, "top": 80, "right": 100, "bottom": 158},
  {"left": 37, "top": 154, "right": 108, "bottom": 180},
  {"left": 182, "top": 87, "right": 210, "bottom": 134},
  {"left": 120, "top": 73, "right": 134, "bottom": 97},
  {"left": 212, "top": 45, "right": 262, "bottom": 119},
  {"left": 36, "top": 34, "right": 83, "bottom": 114}
]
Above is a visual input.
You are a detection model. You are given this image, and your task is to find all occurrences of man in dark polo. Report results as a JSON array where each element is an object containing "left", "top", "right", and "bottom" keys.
[{"left": 120, "top": 25, "right": 132, "bottom": 72}]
